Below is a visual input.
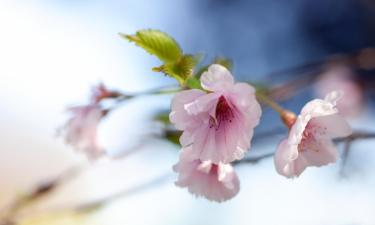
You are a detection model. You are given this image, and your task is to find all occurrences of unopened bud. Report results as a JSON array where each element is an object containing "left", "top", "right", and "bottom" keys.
[{"left": 280, "top": 110, "right": 297, "bottom": 129}]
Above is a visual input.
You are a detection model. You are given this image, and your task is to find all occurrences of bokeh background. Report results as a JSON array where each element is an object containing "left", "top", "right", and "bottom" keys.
[{"left": 1, "top": 0, "right": 375, "bottom": 224}]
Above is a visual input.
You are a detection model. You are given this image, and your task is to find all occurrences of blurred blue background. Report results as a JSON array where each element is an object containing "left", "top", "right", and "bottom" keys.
[{"left": 0, "top": 0, "right": 374, "bottom": 224}]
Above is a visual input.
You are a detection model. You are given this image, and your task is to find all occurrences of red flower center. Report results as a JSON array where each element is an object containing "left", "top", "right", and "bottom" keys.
[
  {"left": 209, "top": 96, "right": 234, "bottom": 129},
  {"left": 298, "top": 122, "right": 327, "bottom": 152}
]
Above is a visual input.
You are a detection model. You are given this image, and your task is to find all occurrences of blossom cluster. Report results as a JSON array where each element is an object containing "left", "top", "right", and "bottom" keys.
[
  {"left": 169, "top": 64, "right": 352, "bottom": 201},
  {"left": 61, "top": 64, "right": 352, "bottom": 202}
]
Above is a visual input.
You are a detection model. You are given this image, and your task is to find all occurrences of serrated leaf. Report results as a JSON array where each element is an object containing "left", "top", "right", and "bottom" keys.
[
  {"left": 121, "top": 29, "right": 182, "bottom": 63},
  {"left": 162, "top": 54, "right": 198, "bottom": 85}
]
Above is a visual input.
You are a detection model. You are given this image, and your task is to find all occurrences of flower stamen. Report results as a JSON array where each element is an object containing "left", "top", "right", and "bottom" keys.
[{"left": 210, "top": 96, "right": 235, "bottom": 130}]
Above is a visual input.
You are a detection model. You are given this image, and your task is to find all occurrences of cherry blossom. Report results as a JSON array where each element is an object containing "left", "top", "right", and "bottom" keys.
[
  {"left": 274, "top": 91, "right": 352, "bottom": 178},
  {"left": 61, "top": 104, "right": 105, "bottom": 158},
  {"left": 173, "top": 146, "right": 239, "bottom": 202},
  {"left": 60, "top": 83, "right": 124, "bottom": 158},
  {"left": 169, "top": 64, "right": 261, "bottom": 164},
  {"left": 315, "top": 65, "right": 364, "bottom": 118}
]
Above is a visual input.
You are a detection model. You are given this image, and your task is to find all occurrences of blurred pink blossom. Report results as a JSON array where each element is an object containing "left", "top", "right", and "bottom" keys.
[
  {"left": 314, "top": 65, "right": 364, "bottom": 118},
  {"left": 173, "top": 146, "right": 239, "bottom": 202},
  {"left": 60, "top": 83, "right": 123, "bottom": 158},
  {"left": 169, "top": 64, "right": 262, "bottom": 164},
  {"left": 274, "top": 91, "right": 352, "bottom": 178},
  {"left": 61, "top": 104, "right": 105, "bottom": 158}
]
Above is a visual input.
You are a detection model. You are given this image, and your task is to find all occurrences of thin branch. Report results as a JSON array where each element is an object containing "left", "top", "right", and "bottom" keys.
[
  {"left": 0, "top": 165, "right": 83, "bottom": 224},
  {"left": 340, "top": 140, "right": 352, "bottom": 177},
  {"left": 336, "top": 131, "right": 375, "bottom": 177},
  {"left": 269, "top": 74, "right": 317, "bottom": 101},
  {"left": 336, "top": 131, "right": 375, "bottom": 143},
  {"left": 75, "top": 172, "right": 172, "bottom": 211}
]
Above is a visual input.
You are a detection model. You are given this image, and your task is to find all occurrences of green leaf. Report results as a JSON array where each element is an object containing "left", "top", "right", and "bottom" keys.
[
  {"left": 121, "top": 29, "right": 182, "bottom": 63},
  {"left": 160, "top": 54, "right": 199, "bottom": 85},
  {"left": 186, "top": 76, "right": 202, "bottom": 89},
  {"left": 154, "top": 112, "right": 171, "bottom": 125},
  {"left": 164, "top": 130, "right": 182, "bottom": 146},
  {"left": 153, "top": 112, "right": 181, "bottom": 146}
]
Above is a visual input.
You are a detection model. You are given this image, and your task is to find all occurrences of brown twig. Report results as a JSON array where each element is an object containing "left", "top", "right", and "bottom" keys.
[
  {"left": 336, "top": 131, "right": 375, "bottom": 143},
  {"left": 269, "top": 74, "right": 317, "bottom": 101},
  {"left": 340, "top": 140, "right": 352, "bottom": 176},
  {"left": 75, "top": 172, "right": 172, "bottom": 212},
  {"left": 0, "top": 137, "right": 160, "bottom": 223},
  {"left": 336, "top": 131, "right": 375, "bottom": 176},
  {"left": 0, "top": 165, "right": 82, "bottom": 224}
]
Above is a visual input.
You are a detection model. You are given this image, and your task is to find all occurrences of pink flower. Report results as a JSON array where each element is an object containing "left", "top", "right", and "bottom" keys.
[
  {"left": 314, "top": 65, "right": 364, "bottom": 118},
  {"left": 173, "top": 146, "right": 239, "bottom": 202},
  {"left": 274, "top": 91, "right": 352, "bottom": 178},
  {"left": 60, "top": 83, "right": 121, "bottom": 158},
  {"left": 170, "top": 64, "right": 261, "bottom": 164},
  {"left": 61, "top": 104, "right": 104, "bottom": 158}
]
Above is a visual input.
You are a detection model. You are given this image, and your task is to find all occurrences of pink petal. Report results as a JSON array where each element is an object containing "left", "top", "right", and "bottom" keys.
[
  {"left": 300, "top": 99, "right": 338, "bottom": 120},
  {"left": 170, "top": 89, "right": 205, "bottom": 130},
  {"left": 315, "top": 69, "right": 364, "bottom": 118},
  {"left": 310, "top": 114, "right": 352, "bottom": 139},
  {"left": 297, "top": 139, "right": 338, "bottom": 167},
  {"left": 324, "top": 90, "right": 343, "bottom": 106},
  {"left": 197, "top": 126, "right": 220, "bottom": 163},
  {"left": 173, "top": 147, "right": 240, "bottom": 202},
  {"left": 275, "top": 135, "right": 340, "bottom": 178},
  {"left": 228, "top": 83, "right": 256, "bottom": 108},
  {"left": 170, "top": 65, "right": 262, "bottom": 165},
  {"left": 179, "top": 129, "right": 193, "bottom": 147},
  {"left": 183, "top": 93, "right": 219, "bottom": 116},
  {"left": 285, "top": 139, "right": 338, "bottom": 178},
  {"left": 62, "top": 104, "right": 104, "bottom": 158},
  {"left": 200, "top": 64, "right": 234, "bottom": 92},
  {"left": 299, "top": 90, "right": 345, "bottom": 121},
  {"left": 274, "top": 139, "right": 298, "bottom": 178}
]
